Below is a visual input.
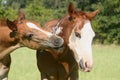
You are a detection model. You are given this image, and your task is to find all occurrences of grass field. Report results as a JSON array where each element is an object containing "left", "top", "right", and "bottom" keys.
[{"left": 8, "top": 45, "right": 120, "bottom": 80}]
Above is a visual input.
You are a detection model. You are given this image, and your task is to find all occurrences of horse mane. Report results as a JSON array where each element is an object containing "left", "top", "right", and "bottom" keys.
[{"left": 0, "top": 19, "right": 7, "bottom": 27}]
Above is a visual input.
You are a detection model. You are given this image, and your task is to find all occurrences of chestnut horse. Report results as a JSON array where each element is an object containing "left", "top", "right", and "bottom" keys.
[
  {"left": 37, "top": 2, "right": 99, "bottom": 80},
  {"left": 0, "top": 10, "right": 63, "bottom": 80}
]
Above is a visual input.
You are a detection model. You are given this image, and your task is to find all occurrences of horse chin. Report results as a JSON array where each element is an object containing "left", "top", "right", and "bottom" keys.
[
  {"left": 52, "top": 44, "right": 64, "bottom": 50},
  {"left": 79, "top": 65, "right": 92, "bottom": 72},
  {"left": 47, "top": 44, "right": 64, "bottom": 50},
  {"left": 77, "top": 57, "right": 93, "bottom": 72}
]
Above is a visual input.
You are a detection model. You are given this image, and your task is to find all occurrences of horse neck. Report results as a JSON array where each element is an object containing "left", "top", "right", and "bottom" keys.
[
  {"left": 0, "top": 25, "right": 20, "bottom": 59},
  {"left": 0, "top": 44, "right": 21, "bottom": 59},
  {"left": 0, "top": 19, "right": 7, "bottom": 26}
]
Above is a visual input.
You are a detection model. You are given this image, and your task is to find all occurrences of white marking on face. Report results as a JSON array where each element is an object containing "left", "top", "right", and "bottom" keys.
[
  {"left": 26, "top": 22, "right": 52, "bottom": 37},
  {"left": 68, "top": 20, "right": 95, "bottom": 65},
  {"left": 52, "top": 21, "right": 63, "bottom": 35},
  {"left": 55, "top": 27, "right": 63, "bottom": 34},
  {"left": 52, "top": 26, "right": 63, "bottom": 35}
]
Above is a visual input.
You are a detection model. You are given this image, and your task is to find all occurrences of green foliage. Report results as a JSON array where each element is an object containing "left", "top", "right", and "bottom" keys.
[
  {"left": 79, "top": 45, "right": 120, "bottom": 80},
  {"left": 25, "top": 1, "right": 55, "bottom": 25},
  {"left": 0, "top": 0, "right": 119, "bottom": 44},
  {"left": 91, "top": 0, "right": 120, "bottom": 44},
  {"left": 0, "top": 7, "right": 17, "bottom": 20}
]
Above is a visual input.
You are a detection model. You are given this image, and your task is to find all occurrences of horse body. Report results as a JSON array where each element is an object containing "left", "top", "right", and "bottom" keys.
[
  {"left": 37, "top": 48, "right": 78, "bottom": 80},
  {"left": 37, "top": 2, "right": 98, "bottom": 80},
  {"left": 37, "top": 19, "right": 79, "bottom": 80},
  {"left": 0, "top": 10, "right": 64, "bottom": 80}
]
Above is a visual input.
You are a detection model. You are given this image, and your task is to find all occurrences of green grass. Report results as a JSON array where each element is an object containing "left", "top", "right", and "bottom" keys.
[
  {"left": 9, "top": 48, "right": 40, "bottom": 80},
  {"left": 79, "top": 45, "right": 120, "bottom": 80},
  {"left": 8, "top": 45, "right": 120, "bottom": 80}
]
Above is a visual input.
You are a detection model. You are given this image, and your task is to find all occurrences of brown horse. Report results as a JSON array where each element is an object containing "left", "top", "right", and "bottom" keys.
[
  {"left": 37, "top": 2, "right": 99, "bottom": 80},
  {"left": 0, "top": 10, "right": 63, "bottom": 80}
]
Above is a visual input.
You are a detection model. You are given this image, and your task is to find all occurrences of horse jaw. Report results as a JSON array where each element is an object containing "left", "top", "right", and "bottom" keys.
[{"left": 68, "top": 20, "right": 95, "bottom": 71}]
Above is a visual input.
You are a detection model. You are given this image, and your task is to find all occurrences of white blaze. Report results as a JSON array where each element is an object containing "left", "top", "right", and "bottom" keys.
[
  {"left": 26, "top": 22, "right": 52, "bottom": 37},
  {"left": 68, "top": 21, "right": 95, "bottom": 64}
]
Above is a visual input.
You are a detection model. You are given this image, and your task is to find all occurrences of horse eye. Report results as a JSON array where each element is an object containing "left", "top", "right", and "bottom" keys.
[
  {"left": 27, "top": 34, "right": 33, "bottom": 40},
  {"left": 69, "top": 16, "right": 76, "bottom": 21},
  {"left": 69, "top": 16, "right": 73, "bottom": 21},
  {"left": 75, "top": 32, "right": 81, "bottom": 38}
]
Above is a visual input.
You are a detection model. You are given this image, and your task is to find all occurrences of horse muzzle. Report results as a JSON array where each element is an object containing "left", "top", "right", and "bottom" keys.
[
  {"left": 79, "top": 58, "right": 93, "bottom": 72},
  {"left": 50, "top": 35, "right": 64, "bottom": 49}
]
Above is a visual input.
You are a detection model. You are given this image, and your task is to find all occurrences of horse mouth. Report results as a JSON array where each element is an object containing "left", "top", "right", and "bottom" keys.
[
  {"left": 53, "top": 44, "right": 64, "bottom": 50},
  {"left": 79, "top": 59, "right": 92, "bottom": 72}
]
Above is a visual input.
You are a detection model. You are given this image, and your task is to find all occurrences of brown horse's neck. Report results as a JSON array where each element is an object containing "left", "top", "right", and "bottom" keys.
[
  {"left": 0, "top": 44, "right": 21, "bottom": 59},
  {"left": 0, "top": 22, "right": 20, "bottom": 59},
  {"left": 0, "top": 39, "right": 20, "bottom": 60}
]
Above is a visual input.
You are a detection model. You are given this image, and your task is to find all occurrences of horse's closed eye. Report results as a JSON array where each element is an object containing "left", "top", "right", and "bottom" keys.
[
  {"left": 23, "top": 33, "right": 33, "bottom": 41},
  {"left": 27, "top": 34, "right": 33, "bottom": 40}
]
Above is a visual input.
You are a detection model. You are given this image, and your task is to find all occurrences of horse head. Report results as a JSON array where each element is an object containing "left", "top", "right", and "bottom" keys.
[
  {"left": 6, "top": 10, "right": 64, "bottom": 50},
  {"left": 52, "top": 2, "right": 99, "bottom": 72}
]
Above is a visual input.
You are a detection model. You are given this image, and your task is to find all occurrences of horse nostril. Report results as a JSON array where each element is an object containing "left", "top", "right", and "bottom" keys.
[
  {"left": 85, "top": 62, "right": 88, "bottom": 68},
  {"left": 79, "top": 59, "right": 85, "bottom": 70},
  {"left": 55, "top": 38, "right": 60, "bottom": 44},
  {"left": 54, "top": 38, "right": 63, "bottom": 47}
]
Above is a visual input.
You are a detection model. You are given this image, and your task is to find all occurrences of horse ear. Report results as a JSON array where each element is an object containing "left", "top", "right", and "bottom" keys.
[
  {"left": 68, "top": 2, "right": 75, "bottom": 15},
  {"left": 85, "top": 10, "right": 99, "bottom": 20},
  {"left": 6, "top": 19, "right": 17, "bottom": 31},
  {"left": 18, "top": 9, "right": 25, "bottom": 21}
]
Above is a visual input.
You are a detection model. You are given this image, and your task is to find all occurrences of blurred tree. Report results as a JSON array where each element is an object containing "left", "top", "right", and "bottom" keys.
[
  {"left": 0, "top": 0, "right": 119, "bottom": 44},
  {"left": 91, "top": 0, "right": 120, "bottom": 44},
  {"left": 25, "top": 0, "right": 55, "bottom": 25}
]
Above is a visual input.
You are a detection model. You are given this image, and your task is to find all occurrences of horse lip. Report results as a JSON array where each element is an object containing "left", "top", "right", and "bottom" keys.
[
  {"left": 84, "top": 67, "right": 91, "bottom": 72},
  {"left": 53, "top": 44, "right": 64, "bottom": 50}
]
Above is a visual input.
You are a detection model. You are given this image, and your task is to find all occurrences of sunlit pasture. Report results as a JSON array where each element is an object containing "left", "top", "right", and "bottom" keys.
[{"left": 9, "top": 45, "right": 120, "bottom": 80}]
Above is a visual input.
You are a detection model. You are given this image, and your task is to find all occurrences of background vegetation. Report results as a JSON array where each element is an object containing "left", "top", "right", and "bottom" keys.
[
  {"left": 0, "top": 0, "right": 120, "bottom": 44},
  {"left": 9, "top": 46, "right": 120, "bottom": 80}
]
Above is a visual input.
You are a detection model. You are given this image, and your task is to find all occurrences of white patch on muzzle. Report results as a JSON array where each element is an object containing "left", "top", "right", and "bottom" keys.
[
  {"left": 26, "top": 22, "right": 52, "bottom": 37},
  {"left": 68, "top": 20, "right": 95, "bottom": 64}
]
